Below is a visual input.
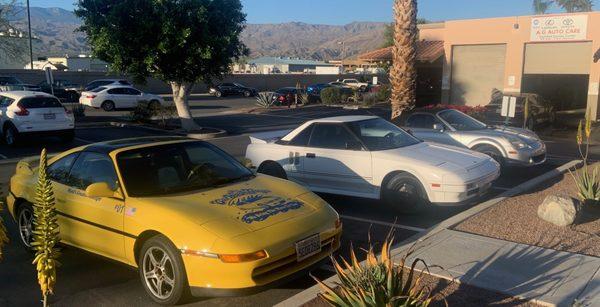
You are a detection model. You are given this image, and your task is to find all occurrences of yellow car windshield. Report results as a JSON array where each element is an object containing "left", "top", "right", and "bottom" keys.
[{"left": 116, "top": 142, "right": 254, "bottom": 197}]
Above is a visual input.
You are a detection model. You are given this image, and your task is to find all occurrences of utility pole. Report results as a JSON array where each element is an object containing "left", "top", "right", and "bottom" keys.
[
  {"left": 337, "top": 41, "right": 345, "bottom": 74},
  {"left": 26, "top": 0, "right": 33, "bottom": 69}
]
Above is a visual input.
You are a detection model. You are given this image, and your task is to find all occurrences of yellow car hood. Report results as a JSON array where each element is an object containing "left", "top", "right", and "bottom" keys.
[{"left": 143, "top": 175, "right": 319, "bottom": 238}]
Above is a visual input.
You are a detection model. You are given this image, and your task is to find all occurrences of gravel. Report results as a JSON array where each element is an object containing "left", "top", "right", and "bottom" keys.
[{"left": 455, "top": 170, "right": 600, "bottom": 257}]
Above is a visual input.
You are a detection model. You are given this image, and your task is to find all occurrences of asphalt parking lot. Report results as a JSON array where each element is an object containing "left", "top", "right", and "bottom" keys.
[{"left": 0, "top": 105, "right": 580, "bottom": 306}]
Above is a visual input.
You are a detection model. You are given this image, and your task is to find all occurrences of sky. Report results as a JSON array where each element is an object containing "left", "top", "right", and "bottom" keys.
[{"left": 28, "top": 0, "right": 598, "bottom": 25}]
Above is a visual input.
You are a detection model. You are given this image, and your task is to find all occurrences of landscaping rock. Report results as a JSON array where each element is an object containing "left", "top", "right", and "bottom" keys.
[{"left": 537, "top": 195, "right": 578, "bottom": 227}]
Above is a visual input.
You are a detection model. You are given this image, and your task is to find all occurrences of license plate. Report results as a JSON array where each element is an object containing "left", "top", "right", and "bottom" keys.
[
  {"left": 43, "top": 113, "right": 55, "bottom": 120},
  {"left": 295, "top": 234, "right": 321, "bottom": 262}
]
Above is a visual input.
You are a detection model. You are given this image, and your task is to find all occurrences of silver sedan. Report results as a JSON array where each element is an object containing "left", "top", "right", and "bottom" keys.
[{"left": 402, "top": 109, "right": 546, "bottom": 167}]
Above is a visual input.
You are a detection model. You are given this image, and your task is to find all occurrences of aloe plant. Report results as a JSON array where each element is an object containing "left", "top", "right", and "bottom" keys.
[
  {"left": 571, "top": 115, "right": 600, "bottom": 204},
  {"left": 32, "top": 149, "right": 61, "bottom": 307},
  {"left": 0, "top": 184, "right": 8, "bottom": 261},
  {"left": 255, "top": 92, "right": 275, "bottom": 109},
  {"left": 315, "top": 234, "right": 433, "bottom": 307}
]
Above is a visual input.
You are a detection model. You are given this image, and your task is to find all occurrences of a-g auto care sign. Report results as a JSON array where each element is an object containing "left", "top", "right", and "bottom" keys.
[{"left": 531, "top": 15, "right": 588, "bottom": 42}]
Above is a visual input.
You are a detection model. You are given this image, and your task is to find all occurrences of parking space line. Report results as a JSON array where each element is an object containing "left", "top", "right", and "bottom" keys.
[
  {"left": 340, "top": 215, "right": 425, "bottom": 232},
  {"left": 0, "top": 154, "right": 7, "bottom": 159}
]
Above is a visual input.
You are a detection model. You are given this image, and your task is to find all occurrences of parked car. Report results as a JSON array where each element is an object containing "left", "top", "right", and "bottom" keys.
[
  {"left": 399, "top": 107, "right": 546, "bottom": 167},
  {"left": 7, "top": 137, "right": 342, "bottom": 304},
  {"left": 338, "top": 79, "right": 369, "bottom": 91},
  {"left": 83, "top": 79, "right": 131, "bottom": 91},
  {"left": 246, "top": 116, "right": 500, "bottom": 212},
  {"left": 272, "top": 87, "right": 306, "bottom": 106},
  {"left": 79, "top": 85, "right": 165, "bottom": 111},
  {"left": 0, "top": 76, "right": 41, "bottom": 92},
  {"left": 306, "top": 83, "right": 332, "bottom": 97},
  {"left": 208, "top": 83, "right": 257, "bottom": 98},
  {"left": 482, "top": 93, "right": 555, "bottom": 131},
  {"left": 0, "top": 91, "right": 74, "bottom": 146},
  {"left": 38, "top": 79, "right": 82, "bottom": 102}
]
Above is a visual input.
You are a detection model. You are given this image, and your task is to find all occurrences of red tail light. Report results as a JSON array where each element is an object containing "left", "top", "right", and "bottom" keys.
[
  {"left": 84, "top": 94, "right": 96, "bottom": 99},
  {"left": 278, "top": 95, "right": 285, "bottom": 102},
  {"left": 15, "top": 104, "right": 29, "bottom": 116}
]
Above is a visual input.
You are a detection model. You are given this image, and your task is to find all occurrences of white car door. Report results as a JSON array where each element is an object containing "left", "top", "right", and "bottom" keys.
[{"left": 301, "top": 123, "right": 373, "bottom": 196}]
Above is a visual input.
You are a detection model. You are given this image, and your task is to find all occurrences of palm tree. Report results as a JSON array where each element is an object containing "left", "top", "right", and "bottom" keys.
[
  {"left": 555, "top": 0, "right": 593, "bottom": 12},
  {"left": 533, "top": 0, "right": 552, "bottom": 14},
  {"left": 390, "top": 0, "right": 418, "bottom": 121}
]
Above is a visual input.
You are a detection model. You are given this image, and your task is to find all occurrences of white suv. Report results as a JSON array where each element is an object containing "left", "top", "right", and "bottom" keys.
[{"left": 0, "top": 91, "right": 75, "bottom": 146}]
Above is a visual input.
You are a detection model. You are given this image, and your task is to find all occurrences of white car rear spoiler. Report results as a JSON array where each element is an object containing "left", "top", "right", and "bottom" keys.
[{"left": 249, "top": 129, "right": 292, "bottom": 144}]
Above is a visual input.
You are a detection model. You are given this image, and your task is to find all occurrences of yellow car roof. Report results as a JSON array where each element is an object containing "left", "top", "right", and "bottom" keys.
[{"left": 83, "top": 136, "right": 194, "bottom": 154}]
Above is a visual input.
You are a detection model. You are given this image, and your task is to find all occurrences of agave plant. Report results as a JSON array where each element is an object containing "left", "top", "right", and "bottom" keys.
[
  {"left": 0, "top": 184, "right": 9, "bottom": 261},
  {"left": 298, "top": 92, "right": 310, "bottom": 105},
  {"left": 32, "top": 149, "right": 61, "bottom": 307},
  {"left": 255, "top": 92, "right": 275, "bottom": 109},
  {"left": 315, "top": 234, "right": 433, "bottom": 307}
]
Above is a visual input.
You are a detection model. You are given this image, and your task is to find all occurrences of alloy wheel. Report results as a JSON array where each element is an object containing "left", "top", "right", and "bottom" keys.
[
  {"left": 143, "top": 246, "right": 176, "bottom": 300},
  {"left": 18, "top": 207, "right": 33, "bottom": 247}
]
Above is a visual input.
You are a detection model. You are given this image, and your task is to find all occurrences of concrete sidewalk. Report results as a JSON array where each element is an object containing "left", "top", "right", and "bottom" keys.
[{"left": 402, "top": 229, "right": 600, "bottom": 307}]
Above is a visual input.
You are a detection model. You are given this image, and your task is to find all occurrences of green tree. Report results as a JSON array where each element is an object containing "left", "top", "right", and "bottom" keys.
[
  {"left": 32, "top": 149, "right": 60, "bottom": 307},
  {"left": 75, "top": 0, "right": 248, "bottom": 131},
  {"left": 555, "top": 0, "right": 593, "bottom": 12},
  {"left": 381, "top": 18, "right": 429, "bottom": 48},
  {"left": 0, "top": 0, "right": 26, "bottom": 61},
  {"left": 533, "top": 0, "right": 553, "bottom": 13}
]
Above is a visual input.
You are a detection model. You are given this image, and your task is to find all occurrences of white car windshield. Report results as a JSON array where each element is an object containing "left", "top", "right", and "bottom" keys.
[
  {"left": 437, "top": 109, "right": 487, "bottom": 131},
  {"left": 347, "top": 118, "right": 421, "bottom": 151}
]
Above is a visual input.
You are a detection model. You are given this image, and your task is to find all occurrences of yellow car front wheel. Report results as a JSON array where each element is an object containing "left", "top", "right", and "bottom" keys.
[{"left": 139, "top": 235, "right": 190, "bottom": 305}]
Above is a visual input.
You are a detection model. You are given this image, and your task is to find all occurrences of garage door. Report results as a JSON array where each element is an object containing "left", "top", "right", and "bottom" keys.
[
  {"left": 451, "top": 44, "right": 506, "bottom": 106},
  {"left": 524, "top": 42, "right": 592, "bottom": 74}
]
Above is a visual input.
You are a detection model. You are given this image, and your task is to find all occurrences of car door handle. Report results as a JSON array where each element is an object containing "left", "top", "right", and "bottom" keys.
[{"left": 306, "top": 153, "right": 316, "bottom": 158}]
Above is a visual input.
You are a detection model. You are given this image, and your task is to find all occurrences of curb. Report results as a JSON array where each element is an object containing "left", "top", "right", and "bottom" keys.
[
  {"left": 275, "top": 159, "right": 582, "bottom": 307},
  {"left": 107, "top": 122, "right": 228, "bottom": 140}
]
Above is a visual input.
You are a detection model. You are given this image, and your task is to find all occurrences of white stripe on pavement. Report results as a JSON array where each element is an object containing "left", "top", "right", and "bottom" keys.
[
  {"left": 340, "top": 215, "right": 425, "bottom": 233},
  {"left": 0, "top": 154, "right": 7, "bottom": 159}
]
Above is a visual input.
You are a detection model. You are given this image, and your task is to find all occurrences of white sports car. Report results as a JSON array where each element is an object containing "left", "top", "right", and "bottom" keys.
[{"left": 245, "top": 116, "right": 500, "bottom": 211}]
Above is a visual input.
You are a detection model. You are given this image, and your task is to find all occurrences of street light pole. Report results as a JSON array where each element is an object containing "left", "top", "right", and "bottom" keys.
[{"left": 26, "top": 0, "right": 33, "bottom": 69}]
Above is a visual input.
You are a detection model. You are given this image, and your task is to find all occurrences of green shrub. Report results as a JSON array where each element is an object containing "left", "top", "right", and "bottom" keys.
[
  {"left": 362, "top": 93, "right": 378, "bottom": 107},
  {"left": 255, "top": 92, "right": 275, "bottom": 109},
  {"left": 129, "top": 100, "right": 154, "bottom": 123},
  {"left": 376, "top": 84, "right": 391, "bottom": 102},
  {"left": 129, "top": 101, "right": 175, "bottom": 127},
  {"left": 321, "top": 87, "right": 342, "bottom": 105},
  {"left": 315, "top": 235, "right": 433, "bottom": 307}
]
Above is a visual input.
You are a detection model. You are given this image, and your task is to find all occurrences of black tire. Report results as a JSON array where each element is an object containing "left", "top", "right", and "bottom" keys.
[
  {"left": 215, "top": 91, "right": 222, "bottom": 98},
  {"left": 257, "top": 161, "right": 288, "bottom": 179},
  {"left": 473, "top": 144, "right": 505, "bottom": 167},
  {"left": 101, "top": 100, "right": 116, "bottom": 112},
  {"left": 381, "top": 173, "right": 428, "bottom": 213},
  {"left": 243, "top": 90, "right": 251, "bottom": 97},
  {"left": 16, "top": 202, "right": 35, "bottom": 252},
  {"left": 59, "top": 130, "right": 75, "bottom": 143},
  {"left": 3, "top": 123, "right": 19, "bottom": 146},
  {"left": 139, "top": 235, "right": 190, "bottom": 305}
]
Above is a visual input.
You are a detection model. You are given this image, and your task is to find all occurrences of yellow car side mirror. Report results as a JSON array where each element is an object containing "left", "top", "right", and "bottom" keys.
[{"left": 85, "top": 182, "right": 116, "bottom": 198}]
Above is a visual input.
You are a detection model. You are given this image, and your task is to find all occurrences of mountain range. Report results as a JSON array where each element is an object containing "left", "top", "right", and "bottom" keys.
[{"left": 8, "top": 7, "right": 387, "bottom": 61}]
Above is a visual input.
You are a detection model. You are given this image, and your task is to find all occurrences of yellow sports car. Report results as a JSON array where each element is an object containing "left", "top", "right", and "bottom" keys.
[{"left": 6, "top": 137, "right": 341, "bottom": 305}]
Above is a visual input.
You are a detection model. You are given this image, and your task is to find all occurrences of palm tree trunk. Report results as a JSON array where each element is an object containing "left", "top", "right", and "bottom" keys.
[{"left": 390, "top": 0, "right": 418, "bottom": 121}]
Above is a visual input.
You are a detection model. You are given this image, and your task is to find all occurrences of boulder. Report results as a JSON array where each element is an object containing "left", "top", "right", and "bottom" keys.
[{"left": 537, "top": 195, "right": 578, "bottom": 227}]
